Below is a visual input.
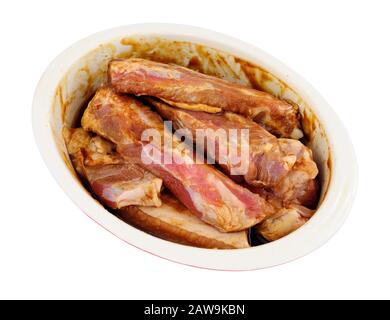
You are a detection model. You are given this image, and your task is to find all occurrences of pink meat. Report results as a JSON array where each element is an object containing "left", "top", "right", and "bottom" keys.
[
  {"left": 81, "top": 87, "right": 275, "bottom": 232},
  {"left": 63, "top": 127, "right": 162, "bottom": 209},
  {"left": 150, "top": 99, "right": 319, "bottom": 207},
  {"left": 108, "top": 58, "right": 302, "bottom": 138}
]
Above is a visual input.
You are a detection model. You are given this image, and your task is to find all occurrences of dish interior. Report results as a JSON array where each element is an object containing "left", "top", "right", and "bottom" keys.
[{"left": 51, "top": 35, "right": 331, "bottom": 247}]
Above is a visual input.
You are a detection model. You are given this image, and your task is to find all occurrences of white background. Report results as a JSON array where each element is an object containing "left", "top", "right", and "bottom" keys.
[{"left": 1, "top": 0, "right": 389, "bottom": 299}]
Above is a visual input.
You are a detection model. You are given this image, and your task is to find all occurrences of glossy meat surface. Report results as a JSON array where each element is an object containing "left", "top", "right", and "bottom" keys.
[
  {"left": 82, "top": 87, "right": 275, "bottom": 232},
  {"left": 151, "top": 99, "right": 318, "bottom": 207},
  {"left": 108, "top": 58, "right": 302, "bottom": 138},
  {"left": 256, "top": 205, "right": 314, "bottom": 241},
  {"left": 63, "top": 127, "right": 162, "bottom": 208},
  {"left": 118, "top": 193, "right": 250, "bottom": 249}
]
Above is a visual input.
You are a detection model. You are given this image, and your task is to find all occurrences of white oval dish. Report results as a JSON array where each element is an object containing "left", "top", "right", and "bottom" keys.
[{"left": 32, "top": 24, "right": 358, "bottom": 270}]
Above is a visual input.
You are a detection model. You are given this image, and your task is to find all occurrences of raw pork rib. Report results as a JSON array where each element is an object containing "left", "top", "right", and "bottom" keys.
[
  {"left": 81, "top": 87, "right": 275, "bottom": 232},
  {"left": 150, "top": 99, "right": 318, "bottom": 207},
  {"left": 118, "top": 193, "right": 250, "bottom": 249},
  {"left": 63, "top": 127, "right": 162, "bottom": 209},
  {"left": 108, "top": 58, "right": 302, "bottom": 138},
  {"left": 256, "top": 204, "right": 314, "bottom": 241}
]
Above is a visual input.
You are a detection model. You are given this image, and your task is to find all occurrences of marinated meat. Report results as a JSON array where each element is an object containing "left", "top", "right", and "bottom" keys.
[
  {"left": 63, "top": 127, "right": 162, "bottom": 208},
  {"left": 150, "top": 99, "right": 318, "bottom": 207},
  {"left": 81, "top": 87, "right": 275, "bottom": 232},
  {"left": 108, "top": 58, "right": 302, "bottom": 138},
  {"left": 118, "top": 193, "right": 250, "bottom": 249}
]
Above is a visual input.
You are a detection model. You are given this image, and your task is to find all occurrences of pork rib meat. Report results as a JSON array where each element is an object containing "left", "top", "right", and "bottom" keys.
[
  {"left": 63, "top": 127, "right": 163, "bottom": 209},
  {"left": 81, "top": 87, "right": 275, "bottom": 232},
  {"left": 108, "top": 58, "right": 302, "bottom": 138}
]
